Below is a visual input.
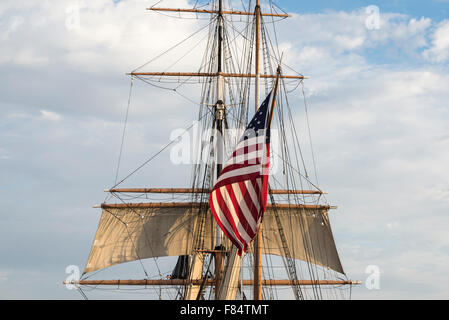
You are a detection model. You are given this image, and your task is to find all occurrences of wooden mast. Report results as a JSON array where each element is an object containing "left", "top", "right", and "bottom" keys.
[
  {"left": 253, "top": 0, "right": 263, "bottom": 300},
  {"left": 255, "top": 0, "right": 261, "bottom": 114},
  {"left": 214, "top": 0, "right": 226, "bottom": 296}
]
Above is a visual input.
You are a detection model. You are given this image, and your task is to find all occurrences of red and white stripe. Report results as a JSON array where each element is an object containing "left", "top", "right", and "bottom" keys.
[{"left": 209, "top": 132, "right": 270, "bottom": 254}]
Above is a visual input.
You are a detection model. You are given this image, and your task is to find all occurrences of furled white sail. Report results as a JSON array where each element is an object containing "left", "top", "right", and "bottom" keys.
[{"left": 84, "top": 205, "right": 343, "bottom": 275}]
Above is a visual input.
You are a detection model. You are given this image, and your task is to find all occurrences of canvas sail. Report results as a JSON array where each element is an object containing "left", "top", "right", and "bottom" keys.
[
  {"left": 84, "top": 206, "right": 215, "bottom": 274},
  {"left": 260, "top": 208, "right": 344, "bottom": 274},
  {"left": 84, "top": 204, "right": 343, "bottom": 275}
]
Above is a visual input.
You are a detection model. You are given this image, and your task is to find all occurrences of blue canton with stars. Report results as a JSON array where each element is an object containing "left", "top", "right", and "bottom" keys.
[{"left": 240, "top": 92, "right": 272, "bottom": 143}]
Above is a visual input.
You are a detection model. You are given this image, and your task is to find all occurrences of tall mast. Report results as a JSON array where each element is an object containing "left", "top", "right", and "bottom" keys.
[
  {"left": 255, "top": 0, "right": 261, "bottom": 112},
  {"left": 253, "top": 0, "right": 263, "bottom": 301},
  {"left": 216, "top": 1, "right": 224, "bottom": 195},
  {"left": 214, "top": 0, "right": 226, "bottom": 295}
]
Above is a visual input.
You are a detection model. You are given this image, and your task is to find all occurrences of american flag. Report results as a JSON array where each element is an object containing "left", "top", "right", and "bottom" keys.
[{"left": 209, "top": 92, "right": 273, "bottom": 255}]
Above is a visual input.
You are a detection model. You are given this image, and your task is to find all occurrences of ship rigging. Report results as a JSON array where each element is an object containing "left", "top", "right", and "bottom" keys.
[{"left": 65, "top": 0, "right": 361, "bottom": 300}]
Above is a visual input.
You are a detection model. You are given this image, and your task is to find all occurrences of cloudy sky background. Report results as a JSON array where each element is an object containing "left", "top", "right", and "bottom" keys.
[{"left": 1, "top": 0, "right": 449, "bottom": 299}]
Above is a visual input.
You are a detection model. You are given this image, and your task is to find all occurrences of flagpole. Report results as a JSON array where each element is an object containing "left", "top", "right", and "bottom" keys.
[{"left": 254, "top": 65, "right": 282, "bottom": 300}]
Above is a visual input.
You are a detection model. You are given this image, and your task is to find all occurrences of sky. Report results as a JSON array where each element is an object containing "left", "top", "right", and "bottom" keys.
[{"left": 1, "top": 0, "right": 449, "bottom": 299}]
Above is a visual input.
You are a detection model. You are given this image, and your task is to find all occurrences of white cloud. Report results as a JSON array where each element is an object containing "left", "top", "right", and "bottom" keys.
[
  {"left": 0, "top": 271, "right": 9, "bottom": 282},
  {"left": 285, "top": 9, "right": 431, "bottom": 58},
  {"left": 426, "top": 184, "right": 449, "bottom": 204},
  {"left": 0, "top": 0, "right": 206, "bottom": 71},
  {"left": 0, "top": 15, "right": 23, "bottom": 40},
  {"left": 0, "top": 148, "right": 11, "bottom": 160},
  {"left": 39, "top": 110, "right": 61, "bottom": 122},
  {"left": 423, "top": 20, "right": 449, "bottom": 62}
]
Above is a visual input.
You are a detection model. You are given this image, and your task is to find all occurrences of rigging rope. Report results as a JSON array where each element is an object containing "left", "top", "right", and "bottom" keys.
[
  {"left": 301, "top": 80, "right": 320, "bottom": 188},
  {"left": 132, "top": 19, "right": 215, "bottom": 73},
  {"left": 110, "top": 112, "right": 209, "bottom": 190},
  {"left": 114, "top": 76, "right": 134, "bottom": 186}
]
